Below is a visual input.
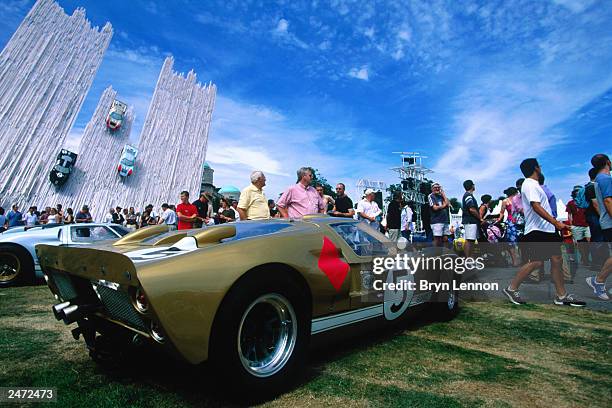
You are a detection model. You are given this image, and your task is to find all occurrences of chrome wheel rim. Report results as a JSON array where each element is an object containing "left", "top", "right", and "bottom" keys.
[
  {"left": 0, "top": 252, "right": 20, "bottom": 283},
  {"left": 237, "top": 293, "right": 297, "bottom": 378}
]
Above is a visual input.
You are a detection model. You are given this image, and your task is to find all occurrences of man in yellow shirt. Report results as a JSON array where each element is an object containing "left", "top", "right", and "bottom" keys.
[{"left": 237, "top": 171, "right": 271, "bottom": 220}]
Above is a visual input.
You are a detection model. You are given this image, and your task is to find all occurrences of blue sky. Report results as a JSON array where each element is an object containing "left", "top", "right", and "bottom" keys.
[{"left": 1, "top": 0, "right": 611, "bottom": 203}]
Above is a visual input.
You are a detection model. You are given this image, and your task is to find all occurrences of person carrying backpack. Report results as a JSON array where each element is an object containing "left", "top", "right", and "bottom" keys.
[{"left": 566, "top": 186, "right": 591, "bottom": 266}]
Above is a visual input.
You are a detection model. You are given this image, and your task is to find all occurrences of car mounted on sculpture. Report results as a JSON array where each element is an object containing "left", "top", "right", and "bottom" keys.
[
  {"left": 49, "top": 149, "right": 78, "bottom": 186},
  {"left": 36, "top": 216, "right": 460, "bottom": 398},
  {"left": 106, "top": 99, "right": 127, "bottom": 131},
  {"left": 0, "top": 223, "right": 130, "bottom": 287},
  {"left": 117, "top": 144, "right": 138, "bottom": 177}
]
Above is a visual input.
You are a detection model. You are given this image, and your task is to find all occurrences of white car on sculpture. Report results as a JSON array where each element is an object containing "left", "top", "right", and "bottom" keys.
[
  {"left": 106, "top": 99, "right": 127, "bottom": 131},
  {"left": 117, "top": 144, "right": 138, "bottom": 177}
]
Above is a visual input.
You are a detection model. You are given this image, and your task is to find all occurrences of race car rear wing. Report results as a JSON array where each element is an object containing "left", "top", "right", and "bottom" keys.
[{"left": 36, "top": 244, "right": 139, "bottom": 287}]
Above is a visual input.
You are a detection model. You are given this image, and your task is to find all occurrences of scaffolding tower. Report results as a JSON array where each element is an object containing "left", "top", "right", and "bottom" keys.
[{"left": 391, "top": 152, "right": 433, "bottom": 231}]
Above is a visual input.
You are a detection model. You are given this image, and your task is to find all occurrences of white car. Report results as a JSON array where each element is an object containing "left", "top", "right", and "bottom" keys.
[
  {"left": 106, "top": 99, "right": 127, "bottom": 131},
  {"left": 0, "top": 223, "right": 129, "bottom": 286},
  {"left": 117, "top": 144, "right": 138, "bottom": 177}
]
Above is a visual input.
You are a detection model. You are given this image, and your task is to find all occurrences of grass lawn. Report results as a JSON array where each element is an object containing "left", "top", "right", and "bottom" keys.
[{"left": 1, "top": 285, "right": 610, "bottom": 407}]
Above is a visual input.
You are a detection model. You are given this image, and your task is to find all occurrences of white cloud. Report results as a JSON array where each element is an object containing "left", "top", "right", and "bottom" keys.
[
  {"left": 398, "top": 29, "right": 411, "bottom": 41},
  {"left": 348, "top": 66, "right": 369, "bottom": 81},
  {"left": 364, "top": 27, "right": 375, "bottom": 39},
  {"left": 318, "top": 40, "right": 331, "bottom": 50},
  {"left": 432, "top": 67, "right": 612, "bottom": 198},
  {"left": 144, "top": 2, "right": 159, "bottom": 15},
  {"left": 272, "top": 18, "right": 308, "bottom": 49},
  {"left": 194, "top": 12, "right": 247, "bottom": 33},
  {"left": 391, "top": 48, "right": 404, "bottom": 60},
  {"left": 552, "top": 0, "right": 596, "bottom": 13},
  {"left": 331, "top": 0, "right": 350, "bottom": 16},
  {"left": 275, "top": 18, "right": 289, "bottom": 34},
  {"left": 206, "top": 96, "right": 356, "bottom": 198},
  {"left": 207, "top": 147, "right": 287, "bottom": 177}
]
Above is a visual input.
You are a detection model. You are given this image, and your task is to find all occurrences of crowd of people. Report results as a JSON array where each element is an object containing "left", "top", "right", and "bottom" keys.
[
  {"left": 1, "top": 156, "right": 610, "bottom": 305},
  {"left": 382, "top": 154, "right": 610, "bottom": 306},
  {"left": 367, "top": 154, "right": 610, "bottom": 306}
]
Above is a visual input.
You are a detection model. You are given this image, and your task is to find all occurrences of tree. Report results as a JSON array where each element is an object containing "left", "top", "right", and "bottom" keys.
[
  {"left": 488, "top": 196, "right": 506, "bottom": 214},
  {"left": 449, "top": 197, "right": 460, "bottom": 214},
  {"left": 310, "top": 168, "right": 336, "bottom": 199},
  {"left": 385, "top": 183, "right": 402, "bottom": 203}
]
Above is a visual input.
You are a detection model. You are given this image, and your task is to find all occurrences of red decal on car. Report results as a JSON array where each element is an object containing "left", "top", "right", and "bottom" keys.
[{"left": 318, "top": 236, "right": 349, "bottom": 291}]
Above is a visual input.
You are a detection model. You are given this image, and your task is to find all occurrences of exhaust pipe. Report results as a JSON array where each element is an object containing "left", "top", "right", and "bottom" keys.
[
  {"left": 132, "top": 334, "right": 145, "bottom": 347},
  {"left": 62, "top": 304, "right": 99, "bottom": 325},
  {"left": 52, "top": 301, "right": 71, "bottom": 321}
]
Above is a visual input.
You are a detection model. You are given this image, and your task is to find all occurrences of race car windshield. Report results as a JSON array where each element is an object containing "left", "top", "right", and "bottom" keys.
[
  {"left": 330, "top": 222, "right": 389, "bottom": 257},
  {"left": 54, "top": 165, "right": 69, "bottom": 173},
  {"left": 121, "top": 157, "right": 134, "bottom": 166},
  {"left": 110, "top": 112, "right": 123, "bottom": 120}
]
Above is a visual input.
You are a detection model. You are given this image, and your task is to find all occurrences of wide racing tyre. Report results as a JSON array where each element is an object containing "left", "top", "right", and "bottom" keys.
[
  {"left": 209, "top": 270, "right": 310, "bottom": 400},
  {"left": 0, "top": 244, "right": 34, "bottom": 287},
  {"left": 431, "top": 268, "right": 460, "bottom": 322}
]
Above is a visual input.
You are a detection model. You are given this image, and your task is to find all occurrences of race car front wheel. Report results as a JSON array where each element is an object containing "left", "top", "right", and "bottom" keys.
[
  {"left": 209, "top": 270, "right": 310, "bottom": 400},
  {"left": 431, "top": 269, "right": 460, "bottom": 321},
  {"left": 0, "top": 244, "right": 34, "bottom": 287}
]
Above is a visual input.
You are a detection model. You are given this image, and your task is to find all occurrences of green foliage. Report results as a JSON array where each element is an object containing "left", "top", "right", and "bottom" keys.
[
  {"left": 385, "top": 183, "right": 403, "bottom": 203},
  {"left": 488, "top": 196, "right": 506, "bottom": 213},
  {"left": 449, "top": 197, "right": 460, "bottom": 214},
  {"left": 311, "top": 168, "right": 336, "bottom": 199}
]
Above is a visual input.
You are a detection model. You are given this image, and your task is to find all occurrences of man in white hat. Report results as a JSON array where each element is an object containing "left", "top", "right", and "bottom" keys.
[{"left": 357, "top": 189, "right": 382, "bottom": 231}]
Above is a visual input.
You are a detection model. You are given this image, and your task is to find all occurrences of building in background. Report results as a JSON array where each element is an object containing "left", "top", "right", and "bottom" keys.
[
  {"left": 200, "top": 162, "right": 216, "bottom": 196},
  {"left": 217, "top": 185, "right": 241, "bottom": 202}
]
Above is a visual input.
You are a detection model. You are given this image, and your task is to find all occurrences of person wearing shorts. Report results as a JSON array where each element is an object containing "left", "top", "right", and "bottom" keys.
[
  {"left": 586, "top": 154, "right": 612, "bottom": 300},
  {"left": 461, "top": 180, "right": 484, "bottom": 258},
  {"left": 503, "top": 158, "right": 585, "bottom": 306},
  {"left": 428, "top": 183, "right": 450, "bottom": 247}
]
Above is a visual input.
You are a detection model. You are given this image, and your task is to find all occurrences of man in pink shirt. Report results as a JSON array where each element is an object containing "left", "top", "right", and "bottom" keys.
[{"left": 277, "top": 167, "right": 326, "bottom": 218}]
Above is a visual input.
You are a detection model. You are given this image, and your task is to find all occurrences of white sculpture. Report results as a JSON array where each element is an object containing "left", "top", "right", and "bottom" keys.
[{"left": 0, "top": 0, "right": 112, "bottom": 209}]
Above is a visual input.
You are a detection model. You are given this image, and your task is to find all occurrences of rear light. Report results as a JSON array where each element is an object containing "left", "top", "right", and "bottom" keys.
[
  {"left": 134, "top": 287, "right": 148, "bottom": 313},
  {"left": 118, "top": 165, "right": 122, "bottom": 172},
  {"left": 127, "top": 169, "right": 132, "bottom": 176}
]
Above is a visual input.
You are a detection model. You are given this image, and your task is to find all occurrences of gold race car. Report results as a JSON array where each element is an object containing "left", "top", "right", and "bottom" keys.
[{"left": 37, "top": 216, "right": 459, "bottom": 396}]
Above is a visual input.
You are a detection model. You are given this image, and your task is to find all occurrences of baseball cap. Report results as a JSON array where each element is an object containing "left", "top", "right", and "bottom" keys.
[{"left": 364, "top": 188, "right": 375, "bottom": 195}]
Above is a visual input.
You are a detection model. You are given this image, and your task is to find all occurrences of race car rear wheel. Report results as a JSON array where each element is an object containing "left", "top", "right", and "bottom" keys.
[
  {"left": 0, "top": 245, "right": 34, "bottom": 287},
  {"left": 238, "top": 293, "right": 297, "bottom": 378},
  {"left": 209, "top": 270, "right": 309, "bottom": 400}
]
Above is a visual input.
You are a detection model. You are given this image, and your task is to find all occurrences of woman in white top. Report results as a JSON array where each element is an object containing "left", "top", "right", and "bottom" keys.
[{"left": 46, "top": 208, "right": 60, "bottom": 224}]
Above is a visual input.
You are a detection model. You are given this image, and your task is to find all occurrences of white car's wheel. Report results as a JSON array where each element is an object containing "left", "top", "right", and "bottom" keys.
[{"left": 0, "top": 245, "right": 34, "bottom": 287}]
